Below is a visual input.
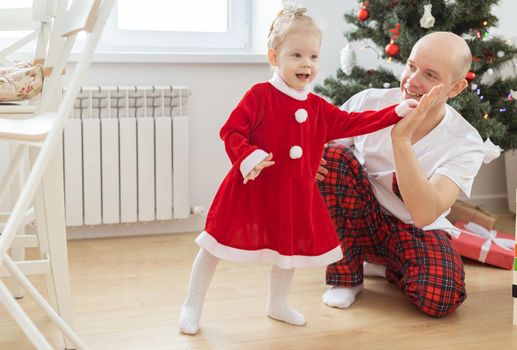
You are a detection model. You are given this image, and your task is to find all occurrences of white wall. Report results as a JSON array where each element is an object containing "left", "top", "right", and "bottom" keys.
[{"left": 4, "top": 0, "right": 513, "bottom": 237}]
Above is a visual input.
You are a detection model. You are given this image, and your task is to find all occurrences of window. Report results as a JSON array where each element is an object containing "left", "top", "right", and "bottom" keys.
[
  {"left": 0, "top": 0, "right": 32, "bottom": 8},
  {"left": 0, "top": 1, "right": 36, "bottom": 54},
  {"left": 101, "top": 0, "right": 252, "bottom": 52}
]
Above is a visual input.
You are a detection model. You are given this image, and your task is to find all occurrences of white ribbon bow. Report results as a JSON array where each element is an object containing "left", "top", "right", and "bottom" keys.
[{"left": 462, "top": 222, "right": 514, "bottom": 262}]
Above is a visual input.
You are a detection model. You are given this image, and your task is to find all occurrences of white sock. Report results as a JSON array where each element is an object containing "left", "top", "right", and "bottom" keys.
[
  {"left": 322, "top": 285, "right": 363, "bottom": 309},
  {"left": 266, "top": 265, "right": 306, "bottom": 326},
  {"left": 178, "top": 249, "right": 219, "bottom": 335},
  {"left": 363, "top": 261, "right": 386, "bottom": 278}
]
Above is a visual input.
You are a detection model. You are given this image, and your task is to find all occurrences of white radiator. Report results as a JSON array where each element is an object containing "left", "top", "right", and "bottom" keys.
[{"left": 63, "top": 85, "right": 190, "bottom": 227}]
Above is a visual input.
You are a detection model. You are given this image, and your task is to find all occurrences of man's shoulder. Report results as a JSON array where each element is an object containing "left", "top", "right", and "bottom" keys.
[
  {"left": 444, "top": 105, "right": 484, "bottom": 147},
  {"left": 343, "top": 88, "right": 401, "bottom": 111}
]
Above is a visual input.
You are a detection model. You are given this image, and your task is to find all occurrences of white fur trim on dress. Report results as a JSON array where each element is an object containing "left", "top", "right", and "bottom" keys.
[
  {"left": 394, "top": 98, "right": 418, "bottom": 117},
  {"left": 268, "top": 72, "right": 311, "bottom": 101},
  {"left": 195, "top": 231, "right": 343, "bottom": 269},
  {"left": 240, "top": 149, "right": 269, "bottom": 179}
]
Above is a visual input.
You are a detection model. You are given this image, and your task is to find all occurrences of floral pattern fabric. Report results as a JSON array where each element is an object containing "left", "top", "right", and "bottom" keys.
[{"left": 0, "top": 62, "right": 43, "bottom": 102}]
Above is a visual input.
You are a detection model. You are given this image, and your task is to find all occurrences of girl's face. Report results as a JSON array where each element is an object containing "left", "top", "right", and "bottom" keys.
[{"left": 268, "top": 31, "right": 320, "bottom": 90}]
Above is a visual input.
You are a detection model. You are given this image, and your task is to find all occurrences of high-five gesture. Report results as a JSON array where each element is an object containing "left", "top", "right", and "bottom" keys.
[{"left": 391, "top": 84, "right": 444, "bottom": 141}]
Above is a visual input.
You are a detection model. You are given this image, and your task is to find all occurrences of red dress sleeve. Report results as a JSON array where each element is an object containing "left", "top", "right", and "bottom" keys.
[
  {"left": 220, "top": 88, "right": 261, "bottom": 165},
  {"left": 321, "top": 97, "right": 401, "bottom": 141}
]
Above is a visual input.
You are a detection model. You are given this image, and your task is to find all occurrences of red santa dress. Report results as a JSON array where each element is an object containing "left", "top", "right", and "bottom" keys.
[{"left": 195, "top": 73, "right": 402, "bottom": 269}]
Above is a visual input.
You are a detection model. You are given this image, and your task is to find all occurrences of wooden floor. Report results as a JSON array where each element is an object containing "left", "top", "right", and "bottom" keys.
[{"left": 1, "top": 213, "right": 516, "bottom": 350}]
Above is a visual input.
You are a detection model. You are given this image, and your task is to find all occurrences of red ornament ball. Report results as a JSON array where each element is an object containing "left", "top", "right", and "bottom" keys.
[
  {"left": 357, "top": 8, "right": 370, "bottom": 21},
  {"left": 385, "top": 41, "right": 399, "bottom": 57},
  {"left": 466, "top": 71, "right": 476, "bottom": 81}
]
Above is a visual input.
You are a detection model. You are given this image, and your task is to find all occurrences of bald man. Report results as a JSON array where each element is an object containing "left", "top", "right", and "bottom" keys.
[{"left": 318, "top": 32, "right": 485, "bottom": 317}]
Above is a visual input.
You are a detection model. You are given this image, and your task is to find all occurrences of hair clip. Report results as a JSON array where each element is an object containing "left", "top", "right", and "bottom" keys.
[{"left": 281, "top": 1, "right": 306, "bottom": 17}]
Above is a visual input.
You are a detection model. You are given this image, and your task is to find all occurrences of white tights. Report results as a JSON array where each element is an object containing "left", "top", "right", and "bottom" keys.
[
  {"left": 178, "top": 249, "right": 219, "bottom": 335},
  {"left": 266, "top": 265, "right": 305, "bottom": 326},
  {"left": 178, "top": 249, "right": 305, "bottom": 335}
]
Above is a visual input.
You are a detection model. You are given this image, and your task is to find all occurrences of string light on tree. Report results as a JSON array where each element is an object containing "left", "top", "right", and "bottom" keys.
[{"left": 480, "top": 20, "right": 490, "bottom": 40}]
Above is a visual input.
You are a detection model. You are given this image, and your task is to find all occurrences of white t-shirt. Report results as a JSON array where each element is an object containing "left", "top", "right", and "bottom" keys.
[{"left": 338, "top": 88, "right": 485, "bottom": 235}]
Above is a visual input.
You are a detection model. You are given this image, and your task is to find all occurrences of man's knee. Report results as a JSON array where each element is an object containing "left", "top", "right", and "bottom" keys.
[
  {"left": 405, "top": 265, "right": 466, "bottom": 318},
  {"left": 420, "top": 285, "right": 465, "bottom": 318}
]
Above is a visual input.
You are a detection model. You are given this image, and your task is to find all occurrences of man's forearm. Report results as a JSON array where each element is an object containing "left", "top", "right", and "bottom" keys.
[{"left": 391, "top": 137, "right": 443, "bottom": 227}]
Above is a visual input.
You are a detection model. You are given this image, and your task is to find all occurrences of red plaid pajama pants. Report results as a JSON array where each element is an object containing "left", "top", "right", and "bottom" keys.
[{"left": 318, "top": 144, "right": 466, "bottom": 318}]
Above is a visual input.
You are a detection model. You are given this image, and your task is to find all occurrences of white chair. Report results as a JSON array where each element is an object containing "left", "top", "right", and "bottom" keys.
[
  {"left": 0, "top": 0, "right": 59, "bottom": 301},
  {"left": 0, "top": 0, "right": 114, "bottom": 349}
]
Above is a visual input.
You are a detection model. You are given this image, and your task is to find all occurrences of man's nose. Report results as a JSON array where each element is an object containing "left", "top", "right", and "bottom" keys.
[{"left": 406, "top": 71, "right": 421, "bottom": 87}]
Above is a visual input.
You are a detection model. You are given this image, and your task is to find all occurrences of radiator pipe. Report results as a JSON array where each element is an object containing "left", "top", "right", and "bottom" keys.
[{"left": 191, "top": 206, "right": 205, "bottom": 215}]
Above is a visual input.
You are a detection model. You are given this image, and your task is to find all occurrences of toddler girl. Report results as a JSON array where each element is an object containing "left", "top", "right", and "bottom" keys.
[{"left": 179, "top": 2, "right": 437, "bottom": 335}]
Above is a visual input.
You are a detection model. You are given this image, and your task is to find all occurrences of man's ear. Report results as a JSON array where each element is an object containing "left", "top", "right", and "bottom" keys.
[
  {"left": 267, "top": 48, "right": 278, "bottom": 66},
  {"left": 448, "top": 78, "right": 468, "bottom": 98}
]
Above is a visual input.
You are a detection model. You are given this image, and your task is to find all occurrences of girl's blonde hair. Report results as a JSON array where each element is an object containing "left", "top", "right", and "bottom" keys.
[{"left": 267, "top": 5, "right": 322, "bottom": 50}]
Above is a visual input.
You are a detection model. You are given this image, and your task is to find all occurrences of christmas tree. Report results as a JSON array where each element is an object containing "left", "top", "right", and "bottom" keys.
[{"left": 315, "top": 0, "right": 517, "bottom": 150}]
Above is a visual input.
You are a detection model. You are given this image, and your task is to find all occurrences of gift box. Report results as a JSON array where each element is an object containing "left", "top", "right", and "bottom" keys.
[
  {"left": 447, "top": 200, "right": 498, "bottom": 230},
  {"left": 451, "top": 221, "right": 515, "bottom": 270}
]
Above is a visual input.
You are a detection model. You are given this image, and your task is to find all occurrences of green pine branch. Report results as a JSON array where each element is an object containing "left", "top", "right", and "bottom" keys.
[{"left": 317, "top": 0, "right": 517, "bottom": 149}]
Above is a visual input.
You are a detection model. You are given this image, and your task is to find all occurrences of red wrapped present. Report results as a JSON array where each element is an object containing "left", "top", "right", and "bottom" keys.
[{"left": 451, "top": 221, "right": 515, "bottom": 270}]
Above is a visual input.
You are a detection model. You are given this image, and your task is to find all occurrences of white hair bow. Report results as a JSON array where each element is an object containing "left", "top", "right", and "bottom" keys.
[{"left": 281, "top": 1, "right": 306, "bottom": 17}]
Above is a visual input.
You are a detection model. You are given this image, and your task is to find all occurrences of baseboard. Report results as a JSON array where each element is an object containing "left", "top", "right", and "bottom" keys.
[
  {"left": 63, "top": 194, "right": 510, "bottom": 240},
  {"left": 66, "top": 216, "right": 204, "bottom": 239},
  {"left": 465, "top": 193, "right": 509, "bottom": 212}
]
